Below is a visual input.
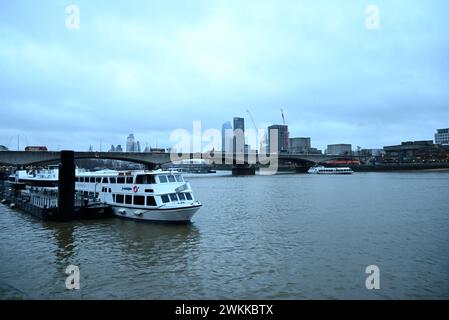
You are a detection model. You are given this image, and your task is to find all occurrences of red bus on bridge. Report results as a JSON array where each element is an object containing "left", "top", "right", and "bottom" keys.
[{"left": 25, "top": 146, "right": 48, "bottom": 151}]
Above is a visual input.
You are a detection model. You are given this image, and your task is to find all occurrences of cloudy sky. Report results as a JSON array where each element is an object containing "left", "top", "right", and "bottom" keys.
[{"left": 0, "top": 0, "right": 448, "bottom": 152}]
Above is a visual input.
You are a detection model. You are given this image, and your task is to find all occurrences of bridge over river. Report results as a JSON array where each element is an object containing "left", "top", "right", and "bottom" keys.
[{"left": 0, "top": 151, "right": 353, "bottom": 174}]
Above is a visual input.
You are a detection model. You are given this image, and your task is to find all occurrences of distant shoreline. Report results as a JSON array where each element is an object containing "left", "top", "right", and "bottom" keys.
[{"left": 350, "top": 163, "right": 449, "bottom": 172}]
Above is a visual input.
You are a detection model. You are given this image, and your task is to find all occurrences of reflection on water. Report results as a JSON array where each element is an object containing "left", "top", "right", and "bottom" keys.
[{"left": 1, "top": 171, "right": 449, "bottom": 299}]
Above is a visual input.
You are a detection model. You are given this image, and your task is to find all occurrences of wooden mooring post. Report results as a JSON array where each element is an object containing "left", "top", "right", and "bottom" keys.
[{"left": 57, "top": 150, "right": 75, "bottom": 221}]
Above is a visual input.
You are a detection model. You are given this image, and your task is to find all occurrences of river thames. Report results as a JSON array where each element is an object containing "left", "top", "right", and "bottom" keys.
[{"left": 1, "top": 171, "right": 449, "bottom": 299}]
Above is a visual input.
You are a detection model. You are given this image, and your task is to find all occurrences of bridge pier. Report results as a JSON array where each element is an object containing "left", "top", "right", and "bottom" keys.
[
  {"left": 57, "top": 150, "right": 75, "bottom": 221},
  {"left": 294, "top": 164, "right": 312, "bottom": 173},
  {"left": 232, "top": 164, "right": 256, "bottom": 176}
]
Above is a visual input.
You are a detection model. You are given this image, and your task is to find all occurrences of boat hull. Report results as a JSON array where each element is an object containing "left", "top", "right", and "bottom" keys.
[
  {"left": 315, "top": 172, "right": 353, "bottom": 175},
  {"left": 111, "top": 204, "right": 202, "bottom": 223}
]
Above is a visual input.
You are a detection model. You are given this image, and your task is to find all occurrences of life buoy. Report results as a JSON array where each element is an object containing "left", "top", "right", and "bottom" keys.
[{"left": 133, "top": 186, "right": 139, "bottom": 193}]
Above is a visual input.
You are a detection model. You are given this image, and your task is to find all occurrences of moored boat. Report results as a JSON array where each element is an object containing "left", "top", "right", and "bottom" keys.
[
  {"left": 75, "top": 169, "right": 202, "bottom": 222},
  {"left": 8, "top": 167, "right": 202, "bottom": 223}
]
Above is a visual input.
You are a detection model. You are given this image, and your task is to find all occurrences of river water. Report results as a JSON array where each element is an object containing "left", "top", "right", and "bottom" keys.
[{"left": 1, "top": 171, "right": 449, "bottom": 299}]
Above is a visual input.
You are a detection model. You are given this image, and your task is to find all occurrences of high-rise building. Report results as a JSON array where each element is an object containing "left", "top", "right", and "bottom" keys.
[
  {"left": 288, "top": 137, "right": 311, "bottom": 153},
  {"left": 233, "top": 117, "right": 245, "bottom": 153},
  {"left": 126, "top": 134, "right": 136, "bottom": 152},
  {"left": 233, "top": 117, "right": 245, "bottom": 132},
  {"left": 109, "top": 145, "right": 116, "bottom": 152},
  {"left": 221, "top": 121, "right": 233, "bottom": 152},
  {"left": 435, "top": 128, "right": 449, "bottom": 145},
  {"left": 267, "top": 125, "right": 289, "bottom": 153},
  {"left": 116, "top": 145, "right": 123, "bottom": 152},
  {"left": 326, "top": 144, "right": 352, "bottom": 156},
  {"left": 136, "top": 141, "right": 141, "bottom": 153}
]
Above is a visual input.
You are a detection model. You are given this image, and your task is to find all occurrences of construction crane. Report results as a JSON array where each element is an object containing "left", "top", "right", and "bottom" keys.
[
  {"left": 246, "top": 109, "right": 261, "bottom": 152},
  {"left": 280, "top": 108, "right": 286, "bottom": 125}
]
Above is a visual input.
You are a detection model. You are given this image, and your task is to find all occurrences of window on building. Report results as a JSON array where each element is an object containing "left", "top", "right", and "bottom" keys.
[
  {"left": 161, "top": 195, "right": 170, "bottom": 203},
  {"left": 147, "top": 196, "right": 156, "bottom": 206},
  {"left": 134, "top": 196, "right": 145, "bottom": 206},
  {"left": 125, "top": 195, "right": 132, "bottom": 205}
]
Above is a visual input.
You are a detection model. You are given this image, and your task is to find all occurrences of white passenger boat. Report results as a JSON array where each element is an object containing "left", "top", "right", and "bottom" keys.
[
  {"left": 11, "top": 166, "right": 59, "bottom": 188},
  {"left": 75, "top": 169, "right": 202, "bottom": 222},
  {"left": 307, "top": 166, "right": 354, "bottom": 174},
  {"left": 10, "top": 167, "right": 202, "bottom": 223}
]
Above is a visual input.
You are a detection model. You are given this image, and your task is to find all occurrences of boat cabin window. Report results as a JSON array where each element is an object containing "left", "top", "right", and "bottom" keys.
[
  {"left": 169, "top": 193, "right": 178, "bottom": 201},
  {"left": 112, "top": 194, "right": 116, "bottom": 202},
  {"left": 126, "top": 177, "right": 133, "bottom": 184},
  {"left": 75, "top": 177, "right": 79, "bottom": 182},
  {"left": 175, "top": 175, "right": 183, "bottom": 182},
  {"left": 159, "top": 175, "right": 168, "bottom": 183},
  {"left": 117, "top": 177, "right": 125, "bottom": 184},
  {"left": 116, "top": 194, "right": 124, "bottom": 203},
  {"left": 102, "top": 177, "right": 109, "bottom": 183},
  {"left": 90, "top": 177, "right": 95, "bottom": 183},
  {"left": 185, "top": 193, "right": 192, "bottom": 200},
  {"left": 125, "top": 195, "right": 132, "bottom": 205},
  {"left": 134, "top": 196, "right": 145, "bottom": 206},
  {"left": 161, "top": 195, "right": 170, "bottom": 203},
  {"left": 147, "top": 196, "right": 156, "bottom": 206},
  {"left": 168, "top": 175, "right": 176, "bottom": 183},
  {"left": 178, "top": 193, "right": 186, "bottom": 201},
  {"left": 135, "top": 174, "right": 156, "bottom": 184},
  {"left": 96, "top": 177, "right": 101, "bottom": 183},
  {"left": 110, "top": 177, "right": 116, "bottom": 184},
  {"left": 135, "top": 175, "right": 144, "bottom": 184}
]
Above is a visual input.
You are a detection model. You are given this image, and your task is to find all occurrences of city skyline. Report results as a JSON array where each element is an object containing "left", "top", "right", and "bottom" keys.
[
  {"left": 1, "top": 1, "right": 449, "bottom": 151},
  {"left": 1, "top": 121, "right": 447, "bottom": 153}
]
